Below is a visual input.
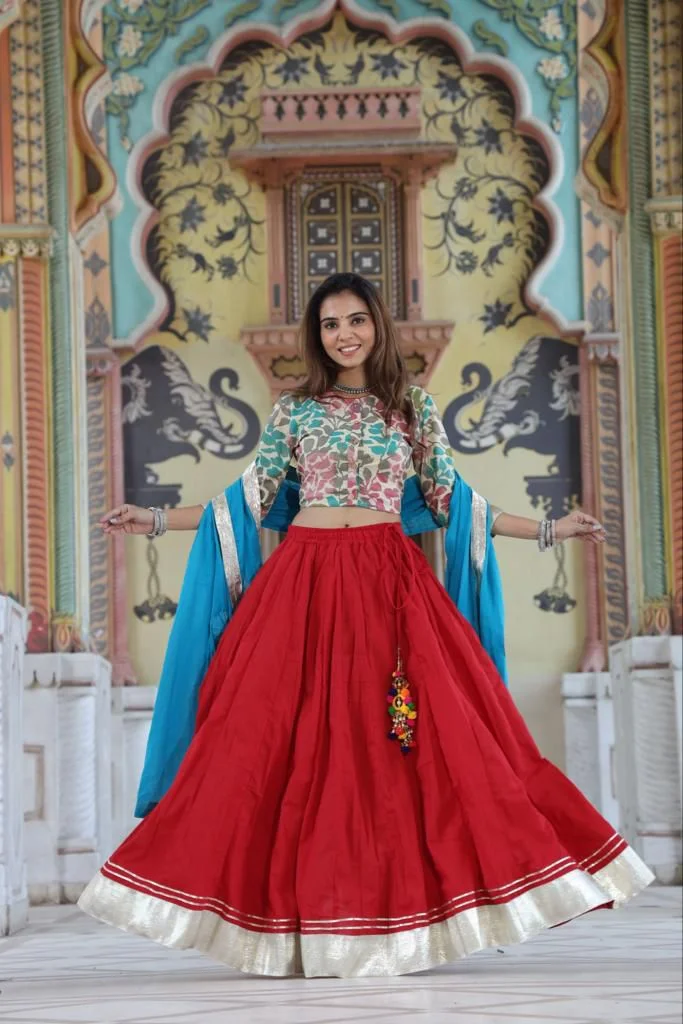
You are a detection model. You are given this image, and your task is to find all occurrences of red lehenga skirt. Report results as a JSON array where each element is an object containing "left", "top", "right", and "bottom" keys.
[{"left": 79, "top": 524, "right": 652, "bottom": 977}]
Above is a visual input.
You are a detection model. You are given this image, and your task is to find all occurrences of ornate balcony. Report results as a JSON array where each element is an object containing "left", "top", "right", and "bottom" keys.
[
  {"left": 240, "top": 320, "right": 453, "bottom": 397},
  {"left": 260, "top": 86, "right": 421, "bottom": 139}
]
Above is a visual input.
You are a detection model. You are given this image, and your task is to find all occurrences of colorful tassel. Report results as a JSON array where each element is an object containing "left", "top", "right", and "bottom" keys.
[{"left": 386, "top": 648, "right": 416, "bottom": 753}]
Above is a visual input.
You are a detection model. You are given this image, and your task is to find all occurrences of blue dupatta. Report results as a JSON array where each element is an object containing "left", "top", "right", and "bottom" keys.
[{"left": 134, "top": 472, "right": 506, "bottom": 818}]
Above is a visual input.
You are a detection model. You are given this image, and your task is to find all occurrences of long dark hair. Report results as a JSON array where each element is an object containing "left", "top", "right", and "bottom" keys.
[{"left": 294, "top": 273, "right": 411, "bottom": 423}]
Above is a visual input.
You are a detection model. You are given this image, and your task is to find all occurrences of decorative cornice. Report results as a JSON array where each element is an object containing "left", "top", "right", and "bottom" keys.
[
  {"left": 0, "top": 224, "right": 54, "bottom": 259},
  {"left": 644, "top": 196, "right": 683, "bottom": 235},
  {"left": 583, "top": 331, "right": 620, "bottom": 362},
  {"left": 86, "top": 344, "right": 117, "bottom": 378},
  {"left": 230, "top": 140, "right": 459, "bottom": 189},
  {"left": 0, "top": 225, "right": 54, "bottom": 260},
  {"left": 240, "top": 319, "right": 453, "bottom": 396},
  {"left": 641, "top": 596, "right": 674, "bottom": 637}
]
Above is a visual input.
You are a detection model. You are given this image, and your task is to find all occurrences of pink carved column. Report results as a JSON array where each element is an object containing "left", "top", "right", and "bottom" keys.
[
  {"left": 579, "top": 337, "right": 606, "bottom": 671},
  {"left": 109, "top": 357, "right": 136, "bottom": 684},
  {"left": 579, "top": 332, "right": 628, "bottom": 667},
  {"left": 403, "top": 165, "right": 423, "bottom": 321},
  {"left": 264, "top": 166, "right": 288, "bottom": 325}
]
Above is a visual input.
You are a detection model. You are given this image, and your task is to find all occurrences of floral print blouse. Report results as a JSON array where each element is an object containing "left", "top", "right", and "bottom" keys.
[{"left": 254, "top": 386, "right": 458, "bottom": 527}]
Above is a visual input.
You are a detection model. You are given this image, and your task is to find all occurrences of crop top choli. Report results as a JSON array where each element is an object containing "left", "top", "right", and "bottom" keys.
[{"left": 254, "top": 386, "right": 459, "bottom": 528}]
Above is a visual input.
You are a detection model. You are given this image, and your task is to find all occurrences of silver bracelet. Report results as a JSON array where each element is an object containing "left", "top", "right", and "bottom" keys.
[
  {"left": 537, "top": 518, "right": 555, "bottom": 552},
  {"left": 147, "top": 506, "right": 168, "bottom": 538}
]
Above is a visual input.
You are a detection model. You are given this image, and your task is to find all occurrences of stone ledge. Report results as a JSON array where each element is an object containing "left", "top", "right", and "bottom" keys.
[{"left": 240, "top": 319, "right": 454, "bottom": 395}]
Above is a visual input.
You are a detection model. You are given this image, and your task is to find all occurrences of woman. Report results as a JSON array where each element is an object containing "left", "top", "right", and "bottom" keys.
[{"left": 79, "top": 272, "right": 652, "bottom": 978}]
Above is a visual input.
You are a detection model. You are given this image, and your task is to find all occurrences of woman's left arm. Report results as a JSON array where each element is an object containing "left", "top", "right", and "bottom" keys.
[
  {"left": 492, "top": 510, "right": 605, "bottom": 544},
  {"left": 409, "top": 388, "right": 605, "bottom": 545}
]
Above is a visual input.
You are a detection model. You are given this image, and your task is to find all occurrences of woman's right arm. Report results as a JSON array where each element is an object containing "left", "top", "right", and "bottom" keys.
[
  {"left": 99, "top": 503, "right": 204, "bottom": 535},
  {"left": 100, "top": 394, "right": 298, "bottom": 536}
]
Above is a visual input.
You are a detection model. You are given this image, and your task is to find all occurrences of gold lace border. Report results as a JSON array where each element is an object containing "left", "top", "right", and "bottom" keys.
[
  {"left": 97, "top": 832, "right": 627, "bottom": 932},
  {"left": 78, "top": 844, "right": 653, "bottom": 978}
]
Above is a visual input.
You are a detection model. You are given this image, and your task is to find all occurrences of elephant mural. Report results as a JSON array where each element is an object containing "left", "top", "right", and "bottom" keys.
[
  {"left": 121, "top": 344, "right": 261, "bottom": 508},
  {"left": 443, "top": 335, "right": 582, "bottom": 614},
  {"left": 443, "top": 335, "right": 581, "bottom": 502}
]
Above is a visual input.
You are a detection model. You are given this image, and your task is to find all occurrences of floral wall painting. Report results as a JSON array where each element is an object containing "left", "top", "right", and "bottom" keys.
[
  {"left": 104, "top": 0, "right": 215, "bottom": 151},
  {"left": 5, "top": 0, "right": 675, "bottom": 768},
  {"left": 130, "top": 10, "right": 566, "bottom": 342},
  {"left": 471, "top": 1, "right": 577, "bottom": 135},
  {"left": 92, "top": 0, "right": 586, "bottom": 683},
  {"left": 103, "top": 0, "right": 582, "bottom": 340}
]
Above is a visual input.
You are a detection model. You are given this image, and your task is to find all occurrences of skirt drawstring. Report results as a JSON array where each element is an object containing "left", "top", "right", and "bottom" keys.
[{"left": 382, "top": 529, "right": 420, "bottom": 753}]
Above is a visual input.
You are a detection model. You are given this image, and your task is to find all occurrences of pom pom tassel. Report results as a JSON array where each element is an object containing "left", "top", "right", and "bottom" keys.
[{"left": 386, "top": 648, "right": 416, "bottom": 753}]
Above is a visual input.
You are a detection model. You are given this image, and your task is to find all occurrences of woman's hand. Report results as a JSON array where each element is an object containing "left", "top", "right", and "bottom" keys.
[
  {"left": 99, "top": 504, "right": 154, "bottom": 536},
  {"left": 556, "top": 510, "right": 605, "bottom": 544}
]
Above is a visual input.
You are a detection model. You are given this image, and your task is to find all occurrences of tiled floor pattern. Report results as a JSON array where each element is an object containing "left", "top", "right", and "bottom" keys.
[{"left": 0, "top": 888, "right": 679, "bottom": 1024}]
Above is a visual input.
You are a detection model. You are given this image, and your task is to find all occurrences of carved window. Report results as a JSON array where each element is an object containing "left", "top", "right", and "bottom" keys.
[{"left": 287, "top": 169, "right": 403, "bottom": 322}]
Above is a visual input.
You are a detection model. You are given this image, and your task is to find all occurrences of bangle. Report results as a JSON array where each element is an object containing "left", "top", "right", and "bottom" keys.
[
  {"left": 147, "top": 506, "right": 168, "bottom": 538},
  {"left": 537, "top": 518, "right": 556, "bottom": 552}
]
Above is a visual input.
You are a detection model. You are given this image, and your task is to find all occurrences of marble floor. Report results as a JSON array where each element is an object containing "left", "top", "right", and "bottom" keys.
[{"left": 0, "top": 888, "right": 680, "bottom": 1024}]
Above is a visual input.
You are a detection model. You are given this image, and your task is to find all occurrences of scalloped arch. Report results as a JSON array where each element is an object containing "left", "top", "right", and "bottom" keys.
[
  {"left": 69, "top": 0, "right": 118, "bottom": 232},
  {"left": 123, "top": 0, "right": 570, "bottom": 348}
]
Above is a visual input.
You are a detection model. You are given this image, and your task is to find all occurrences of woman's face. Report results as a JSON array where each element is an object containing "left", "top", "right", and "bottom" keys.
[{"left": 318, "top": 290, "right": 376, "bottom": 371}]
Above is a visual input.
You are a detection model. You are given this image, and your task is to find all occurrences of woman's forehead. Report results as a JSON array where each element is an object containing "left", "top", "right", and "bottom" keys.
[{"left": 319, "top": 290, "right": 370, "bottom": 318}]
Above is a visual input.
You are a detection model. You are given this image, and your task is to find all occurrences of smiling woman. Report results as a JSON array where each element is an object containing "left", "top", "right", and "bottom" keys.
[{"left": 79, "top": 272, "right": 649, "bottom": 980}]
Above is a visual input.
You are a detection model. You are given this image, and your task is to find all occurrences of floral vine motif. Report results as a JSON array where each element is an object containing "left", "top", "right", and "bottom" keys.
[
  {"left": 103, "top": 0, "right": 212, "bottom": 149},
  {"left": 225, "top": 2, "right": 261, "bottom": 29},
  {"left": 144, "top": 159, "right": 264, "bottom": 338},
  {"left": 422, "top": 53, "right": 551, "bottom": 324},
  {"left": 471, "top": 19, "right": 509, "bottom": 57},
  {"left": 474, "top": 0, "right": 577, "bottom": 132}
]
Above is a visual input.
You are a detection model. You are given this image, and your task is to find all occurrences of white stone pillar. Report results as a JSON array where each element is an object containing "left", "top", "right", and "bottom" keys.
[
  {"left": 111, "top": 685, "right": 156, "bottom": 848},
  {"left": 23, "top": 652, "right": 112, "bottom": 903},
  {"left": 610, "top": 636, "right": 683, "bottom": 883},
  {"left": 561, "top": 671, "right": 619, "bottom": 829},
  {"left": 0, "top": 597, "right": 28, "bottom": 934}
]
